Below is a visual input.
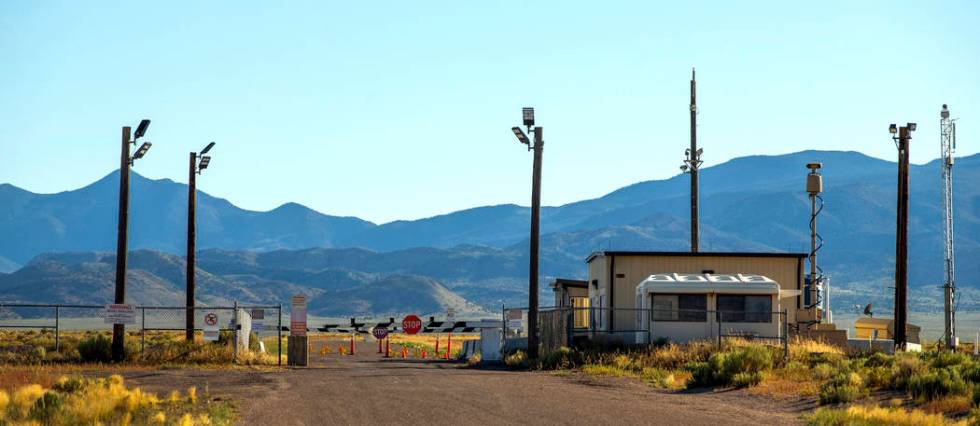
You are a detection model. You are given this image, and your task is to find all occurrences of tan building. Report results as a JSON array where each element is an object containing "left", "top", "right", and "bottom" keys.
[
  {"left": 551, "top": 279, "right": 590, "bottom": 329},
  {"left": 585, "top": 251, "right": 820, "bottom": 340}
]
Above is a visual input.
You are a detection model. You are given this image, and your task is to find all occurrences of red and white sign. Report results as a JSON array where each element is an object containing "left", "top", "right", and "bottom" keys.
[
  {"left": 372, "top": 326, "right": 389, "bottom": 340},
  {"left": 203, "top": 311, "right": 221, "bottom": 342},
  {"left": 402, "top": 315, "right": 423, "bottom": 335},
  {"left": 291, "top": 295, "right": 307, "bottom": 337},
  {"left": 104, "top": 304, "right": 136, "bottom": 325}
]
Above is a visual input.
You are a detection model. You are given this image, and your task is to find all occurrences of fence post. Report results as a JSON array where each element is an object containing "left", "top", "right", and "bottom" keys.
[
  {"left": 55, "top": 305, "right": 60, "bottom": 352},
  {"left": 141, "top": 307, "right": 146, "bottom": 359},
  {"left": 716, "top": 311, "right": 722, "bottom": 347},
  {"left": 233, "top": 301, "right": 239, "bottom": 362},
  {"left": 278, "top": 303, "right": 283, "bottom": 367},
  {"left": 782, "top": 309, "right": 789, "bottom": 362}
]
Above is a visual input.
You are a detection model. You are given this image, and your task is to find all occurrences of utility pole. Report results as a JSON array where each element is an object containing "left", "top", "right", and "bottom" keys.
[
  {"left": 890, "top": 122, "right": 915, "bottom": 350},
  {"left": 940, "top": 104, "right": 957, "bottom": 350},
  {"left": 113, "top": 119, "right": 151, "bottom": 362},
  {"left": 511, "top": 108, "right": 542, "bottom": 359},
  {"left": 113, "top": 126, "right": 132, "bottom": 362},
  {"left": 528, "top": 126, "right": 543, "bottom": 360},
  {"left": 186, "top": 152, "right": 197, "bottom": 342},
  {"left": 682, "top": 68, "right": 702, "bottom": 252},
  {"left": 186, "top": 143, "right": 214, "bottom": 342}
]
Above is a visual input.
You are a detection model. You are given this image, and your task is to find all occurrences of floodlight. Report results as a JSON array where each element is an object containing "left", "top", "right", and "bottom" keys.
[
  {"left": 696, "top": 148, "right": 703, "bottom": 156},
  {"left": 134, "top": 120, "right": 151, "bottom": 140},
  {"left": 200, "top": 142, "right": 216, "bottom": 155},
  {"left": 907, "top": 122, "right": 916, "bottom": 132},
  {"left": 941, "top": 104, "right": 950, "bottom": 119},
  {"left": 685, "top": 148, "right": 690, "bottom": 155},
  {"left": 133, "top": 142, "right": 152, "bottom": 159},
  {"left": 198, "top": 156, "right": 211, "bottom": 170},
  {"left": 889, "top": 124, "right": 897, "bottom": 135},
  {"left": 680, "top": 165, "right": 689, "bottom": 172},
  {"left": 806, "top": 162, "right": 822, "bottom": 170},
  {"left": 512, "top": 127, "right": 530, "bottom": 145},
  {"left": 522, "top": 107, "right": 535, "bottom": 126}
]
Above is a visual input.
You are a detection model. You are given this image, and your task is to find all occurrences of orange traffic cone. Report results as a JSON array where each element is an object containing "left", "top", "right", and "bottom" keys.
[
  {"left": 339, "top": 345, "right": 346, "bottom": 356},
  {"left": 421, "top": 350, "right": 427, "bottom": 359}
]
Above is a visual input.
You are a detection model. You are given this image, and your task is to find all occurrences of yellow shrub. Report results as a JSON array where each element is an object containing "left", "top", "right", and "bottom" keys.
[
  {"left": 187, "top": 386, "right": 198, "bottom": 404},
  {"left": 0, "top": 390, "right": 8, "bottom": 419},
  {"left": 11, "top": 384, "right": 45, "bottom": 418}
]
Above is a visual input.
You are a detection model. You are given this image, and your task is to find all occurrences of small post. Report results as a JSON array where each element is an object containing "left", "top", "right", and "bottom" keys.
[
  {"left": 278, "top": 303, "right": 283, "bottom": 367},
  {"left": 349, "top": 334, "right": 355, "bottom": 355},
  {"left": 233, "top": 301, "right": 239, "bottom": 362},
  {"left": 435, "top": 336, "right": 440, "bottom": 354},
  {"left": 782, "top": 309, "right": 789, "bottom": 362},
  {"left": 54, "top": 305, "right": 60, "bottom": 352},
  {"left": 140, "top": 307, "right": 146, "bottom": 359},
  {"left": 716, "top": 311, "right": 722, "bottom": 347},
  {"left": 385, "top": 337, "right": 390, "bottom": 358},
  {"left": 446, "top": 332, "right": 452, "bottom": 360}
]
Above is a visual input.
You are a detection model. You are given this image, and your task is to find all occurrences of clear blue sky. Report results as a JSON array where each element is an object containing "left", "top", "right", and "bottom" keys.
[{"left": 2, "top": 1, "right": 977, "bottom": 224}]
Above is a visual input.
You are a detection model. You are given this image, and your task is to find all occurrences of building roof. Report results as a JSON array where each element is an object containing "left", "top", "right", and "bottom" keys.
[
  {"left": 635, "top": 273, "right": 784, "bottom": 295},
  {"left": 854, "top": 317, "right": 922, "bottom": 331},
  {"left": 550, "top": 278, "right": 588, "bottom": 289},
  {"left": 585, "top": 250, "right": 808, "bottom": 263}
]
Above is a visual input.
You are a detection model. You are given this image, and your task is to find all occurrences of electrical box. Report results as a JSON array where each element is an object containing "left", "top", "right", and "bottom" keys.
[{"left": 806, "top": 174, "right": 822, "bottom": 194}]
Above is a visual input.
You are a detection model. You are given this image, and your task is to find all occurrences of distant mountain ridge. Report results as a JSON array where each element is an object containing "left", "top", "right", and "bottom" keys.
[{"left": 1, "top": 150, "right": 979, "bottom": 314}]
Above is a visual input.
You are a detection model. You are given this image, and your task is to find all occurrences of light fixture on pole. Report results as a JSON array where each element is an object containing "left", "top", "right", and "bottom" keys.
[
  {"left": 113, "top": 119, "right": 152, "bottom": 362},
  {"left": 186, "top": 142, "right": 216, "bottom": 341},
  {"left": 511, "top": 107, "right": 543, "bottom": 360}
]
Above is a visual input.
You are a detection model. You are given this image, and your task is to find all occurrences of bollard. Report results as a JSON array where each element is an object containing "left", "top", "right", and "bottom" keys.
[
  {"left": 445, "top": 332, "right": 452, "bottom": 360},
  {"left": 385, "top": 338, "right": 391, "bottom": 358},
  {"left": 378, "top": 339, "right": 383, "bottom": 354},
  {"left": 421, "top": 350, "right": 427, "bottom": 359},
  {"left": 401, "top": 347, "right": 407, "bottom": 358},
  {"left": 350, "top": 334, "right": 355, "bottom": 355},
  {"left": 435, "top": 336, "right": 440, "bottom": 354}
]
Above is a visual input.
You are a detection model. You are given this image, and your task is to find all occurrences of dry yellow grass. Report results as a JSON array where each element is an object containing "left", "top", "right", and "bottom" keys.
[{"left": 807, "top": 405, "right": 966, "bottom": 426}]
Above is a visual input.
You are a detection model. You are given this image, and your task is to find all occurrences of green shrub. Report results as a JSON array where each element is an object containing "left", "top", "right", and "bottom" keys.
[
  {"left": 77, "top": 335, "right": 112, "bottom": 363},
  {"left": 720, "top": 345, "right": 773, "bottom": 381},
  {"left": 864, "top": 352, "right": 895, "bottom": 368},
  {"left": 863, "top": 366, "right": 892, "bottom": 389},
  {"left": 812, "top": 363, "right": 836, "bottom": 380},
  {"left": 732, "top": 371, "right": 766, "bottom": 388},
  {"left": 962, "top": 364, "right": 980, "bottom": 383},
  {"left": 930, "top": 351, "right": 972, "bottom": 369},
  {"left": 891, "top": 355, "right": 926, "bottom": 390},
  {"left": 29, "top": 391, "right": 62, "bottom": 422},
  {"left": 973, "top": 384, "right": 980, "bottom": 407},
  {"left": 907, "top": 368, "right": 969, "bottom": 401},
  {"left": 819, "top": 372, "right": 867, "bottom": 404},
  {"left": 505, "top": 350, "right": 529, "bottom": 369},
  {"left": 684, "top": 361, "right": 714, "bottom": 387},
  {"left": 539, "top": 347, "right": 575, "bottom": 370}
]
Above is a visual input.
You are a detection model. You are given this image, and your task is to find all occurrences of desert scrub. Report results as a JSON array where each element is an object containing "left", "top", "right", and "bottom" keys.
[
  {"left": 906, "top": 368, "right": 970, "bottom": 402},
  {"left": 806, "top": 405, "right": 962, "bottom": 426},
  {"left": 0, "top": 375, "right": 232, "bottom": 425},
  {"left": 504, "top": 350, "right": 529, "bottom": 369},
  {"left": 819, "top": 372, "right": 868, "bottom": 404},
  {"left": 684, "top": 344, "right": 775, "bottom": 388}
]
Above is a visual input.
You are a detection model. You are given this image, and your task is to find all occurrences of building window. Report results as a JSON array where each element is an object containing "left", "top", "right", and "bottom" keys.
[
  {"left": 717, "top": 295, "right": 772, "bottom": 323},
  {"left": 651, "top": 294, "right": 707, "bottom": 322},
  {"left": 571, "top": 297, "right": 590, "bottom": 329}
]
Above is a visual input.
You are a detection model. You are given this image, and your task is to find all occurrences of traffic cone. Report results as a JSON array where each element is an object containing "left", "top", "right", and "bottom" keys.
[
  {"left": 421, "top": 350, "right": 427, "bottom": 359},
  {"left": 401, "top": 347, "right": 407, "bottom": 358},
  {"left": 435, "top": 337, "right": 440, "bottom": 354},
  {"left": 378, "top": 339, "right": 383, "bottom": 354},
  {"left": 445, "top": 332, "right": 452, "bottom": 360},
  {"left": 339, "top": 345, "right": 345, "bottom": 356},
  {"left": 385, "top": 338, "right": 391, "bottom": 358}
]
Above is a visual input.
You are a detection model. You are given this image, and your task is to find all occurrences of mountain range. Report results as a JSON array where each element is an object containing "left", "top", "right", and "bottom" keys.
[{"left": 1, "top": 150, "right": 978, "bottom": 315}]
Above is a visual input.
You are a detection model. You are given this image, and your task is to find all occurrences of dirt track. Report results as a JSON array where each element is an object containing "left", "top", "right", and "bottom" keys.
[{"left": 121, "top": 341, "right": 806, "bottom": 425}]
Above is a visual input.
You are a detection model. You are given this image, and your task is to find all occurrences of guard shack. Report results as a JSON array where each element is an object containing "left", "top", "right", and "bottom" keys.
[{"left": 585, "top": 251, "right": 818, "bottom": 343}]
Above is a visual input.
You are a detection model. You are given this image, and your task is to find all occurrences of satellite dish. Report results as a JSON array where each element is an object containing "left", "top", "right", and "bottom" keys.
[{"left": 863, "top": 303, "right": 873, "bottom": 317}]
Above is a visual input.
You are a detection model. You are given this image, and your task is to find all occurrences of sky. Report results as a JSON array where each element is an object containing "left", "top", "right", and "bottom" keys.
[{"left": 1, "top": 1, "right": 978, "bottom": 224}]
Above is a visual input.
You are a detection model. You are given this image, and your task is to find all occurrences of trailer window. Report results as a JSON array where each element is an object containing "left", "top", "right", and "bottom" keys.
[
  {"left": 717, "top": 295, "right": 772, "bottom": 323},
  {"left": 651, "top": 294, "right": 706, "bottom": 322}
]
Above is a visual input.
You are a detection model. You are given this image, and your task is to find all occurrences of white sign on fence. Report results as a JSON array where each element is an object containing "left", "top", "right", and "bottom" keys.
[
  {"left": 203, "top": 311, "right": 221, "bottom": 342},
  {"left": 251, "top": 309, "right": 265, "bottom": 333},
  {"left": 104, "top": 304, "right": 136, "bottom": 325},
  {"left": 291, "top": 295, "right": 307, "bottom": 337}
]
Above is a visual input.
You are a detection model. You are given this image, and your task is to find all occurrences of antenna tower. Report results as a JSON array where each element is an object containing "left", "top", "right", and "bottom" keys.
[{"left": 940, "top": 104, "right": 957, "bottom": 349}]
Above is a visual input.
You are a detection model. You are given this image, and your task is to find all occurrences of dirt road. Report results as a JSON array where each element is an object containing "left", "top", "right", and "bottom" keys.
[{"left": 121, "top": 341, "right": 805, "bottom": 425}]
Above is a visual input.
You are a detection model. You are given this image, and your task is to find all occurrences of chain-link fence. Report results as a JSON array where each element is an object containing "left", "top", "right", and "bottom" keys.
[
  {"left": 0, "top": 303, "right": 284, "bottom": 365},
  {"left": 502, "top": 305, "right": 788, "bottom": 358}
]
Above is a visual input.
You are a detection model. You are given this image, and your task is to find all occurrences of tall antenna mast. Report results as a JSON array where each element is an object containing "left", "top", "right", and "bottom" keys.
[
  {"left": 941, "top": 104, "right": 957, "bottom": 350},
  {"left": 681, "top": 68, "right": 702, "bottom": 252}
]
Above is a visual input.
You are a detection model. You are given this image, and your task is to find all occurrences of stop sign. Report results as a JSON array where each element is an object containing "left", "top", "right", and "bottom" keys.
[
  {"left": 402, "top": 315, "right": 423, "bottom": 335},
  {"left": 372, "top": 326, "right": 389, "bottom": 340}
]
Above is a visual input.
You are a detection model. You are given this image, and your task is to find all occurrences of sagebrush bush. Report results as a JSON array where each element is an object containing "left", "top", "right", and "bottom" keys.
[
  {"left": 77, "top": 335, "right": 112, "bottom": 363},
  {"left": 819, "top": 372, "right": 867, "bottom": 404},
  {"left": 539, "top": 347, "right": 575, "bottom": 370},
  {"left": 929, "top": 351, "right": 971, "bottom": 369},
  {"left": 504, "top": 350, "right": 529, "bottom": 369},
  {"left": 907, "top": 368, "right": 970, "bottom": 401},
  {"left": 682, "top": 345, "right": 774, "bottom": 388}
]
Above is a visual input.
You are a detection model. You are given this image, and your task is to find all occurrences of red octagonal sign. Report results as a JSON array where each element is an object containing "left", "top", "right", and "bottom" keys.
[{"left": 402, "top": 315, "right": 423, "bottom": 335}]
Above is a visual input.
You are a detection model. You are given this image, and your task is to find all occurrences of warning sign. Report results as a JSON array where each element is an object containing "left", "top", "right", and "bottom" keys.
[
  {"left": 402, "top": 315, "right": 423, "bottom": 335},
  {"left": 291, "top": 295, "right": 307, "bottom": 337},
  {"left": 203, "top": 311, "right": 220, "bottom": 342},
  {"left": 104, "top": 304, "right": 136, "bottom": 325},
  {"left": 372, "top": 326, "right": 389, "bottom": 340}
]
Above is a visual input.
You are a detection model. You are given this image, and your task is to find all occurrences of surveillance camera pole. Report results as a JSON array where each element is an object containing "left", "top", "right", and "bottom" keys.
[
  {"left": 186, "top": 152, "right": 197, "bottom": 342},
  {"left": 689, "top": 68, "right": 700, "bottom": 253},
  {"left": 528, "top": 126, "right": 543, "bottom": 360},
  {"left": 112, "top": 126, "right": 132, "bottom": 362}
]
